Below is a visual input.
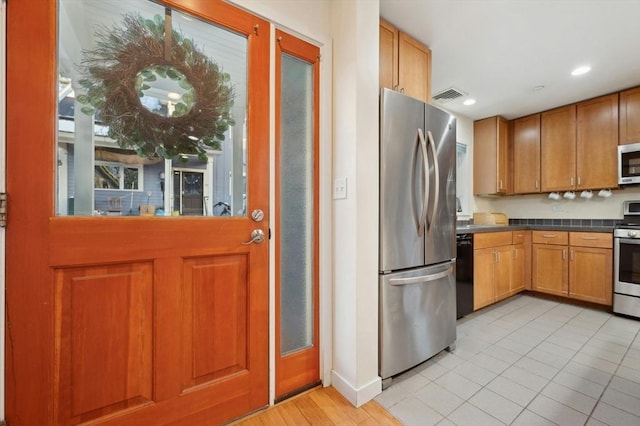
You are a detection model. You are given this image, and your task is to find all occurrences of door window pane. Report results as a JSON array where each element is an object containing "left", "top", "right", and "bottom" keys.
[
  {"left": 57, "top": 0, "right": 247, "bottom": 216},
  {"left": 279, "top": 53, "right": 315, "bottom": 355}
]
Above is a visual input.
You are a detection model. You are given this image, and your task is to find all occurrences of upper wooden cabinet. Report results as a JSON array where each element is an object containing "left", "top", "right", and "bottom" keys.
[
  {"left": 537, "top": 94, "right": 618, "bottom": 192},
  {"left": 474, "top": 116, "right": 510, "bottom": 195},
  {"left": 619, "top": 86, "right": 640, "bottom": 145},
  {"left": 541, "top": 105, "right": 576, "bottom": 192},
  {"left": 379, "top": 19, "right": 398, "bottom": 92},
  {"left": 576, "top": 94, "right": 618, "bottom": 190},
  {"left": 379, "top": 19, "right": 432, "bottom": 103},
  {"left": 512, "top": 114, "right": 541, "bottom": 194}
]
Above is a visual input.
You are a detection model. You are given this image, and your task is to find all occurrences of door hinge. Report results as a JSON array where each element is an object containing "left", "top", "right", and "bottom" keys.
[
  {"left": 0, "top": 193, "right": 6, "bottom": 228},
  {"left": 268, "top": 228, "right": 271, "bottom": 240}
]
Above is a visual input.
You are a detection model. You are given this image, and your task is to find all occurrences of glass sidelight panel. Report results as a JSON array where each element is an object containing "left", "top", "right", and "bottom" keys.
[
  {"left": 56, "top": 0, "right": 247, "bottom": 217},
  {"left": 279, "top": 53, "right": 315, "bottom": 355}
]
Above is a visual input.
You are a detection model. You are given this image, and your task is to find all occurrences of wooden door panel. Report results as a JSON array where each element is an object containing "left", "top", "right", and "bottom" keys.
[
  {"left": 569, "top": 247, "right": 613, "bottom": 306},
  {"left": 541, "top": 105, "right": 576, "bottom": 191},
  {"left": 379, "top": 19, "right": 398, "bottom": 90},
  {"left": 576, "top": 94, "right": 618, "bottom": 189},
  {"left": 398, "top": 31, "right": 431, "bottom": 103},
  {"left": 513, "top": 114, "right": 541, "bottom": 194},
  {"left": 182, "top": 255, "right": 248, "bottom": 390},
  {"left": 532, "top": 244, "right": 568, "bottom": 296},
  {"left": 54, "top": 263, "right": 154, "bottom": 424},
  {"left": 494, "top": 245, "right": 513, "bottom": 301},
  {"left": 473, "top": 247, "right": 495, "bottom": 310}
]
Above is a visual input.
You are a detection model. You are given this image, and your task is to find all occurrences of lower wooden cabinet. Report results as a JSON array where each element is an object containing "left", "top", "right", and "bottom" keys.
[
  {"left": 532, "top": 231, "right": 612, "bottom": 306},
  {"left": 473, "top": 232, "right": 522, "bottom": 310},
  {"left": 569, "top": 246, "right": 613, "bottom": 305},
  {"left": 471, "top": 229, "right": 612, "bottom": 311},
  {"left": 532, "top": 244, "right": 568, "bottom": 296},
  {"left": 512, "top": 243, "right": 527, "bottom": 294}
]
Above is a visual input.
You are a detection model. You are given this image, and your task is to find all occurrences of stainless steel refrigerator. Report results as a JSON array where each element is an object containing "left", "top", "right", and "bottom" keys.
[{"left": 379, "top": 88, "right": 457, "bottom": 386}]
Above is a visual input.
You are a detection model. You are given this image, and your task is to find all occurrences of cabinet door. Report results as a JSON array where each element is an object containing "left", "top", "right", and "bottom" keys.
[
  {"left": 473, "top": 247, "right": 496, "bottom": 310},
  {"left": 512, "top": 243, "right": 526, "bottom": 294},
  {"left": 398, "top": 31, "right": 431, "bottom": 103},
  {"left": 576, "top": 94, "right": 618, "bottom": 190},
  {"left": 569, "top": 247, "right": 613, "bottom": 306},
  {"left": 620, "top": 86, "right": 640, "bottom": 145},
  {"left": 513, "top": 231, "right": 532, "bottom": 290},
  {"left": 474, "top": 117, "right": 509, "bottom": 195},
  {"left": 513, "top": 114, "right": 541, "bottom": 194},
  {"left": 379, "top": 19, "right": 398, "bottom": 91},
  {"left": 532, "top": 244, "right": 568, "bottom": 296},
  {"left": 541, "top": 105, "right": 576, "bottom": 192},
  {"left": 495, "top": 245, "right": 514, "bottom": 301}
]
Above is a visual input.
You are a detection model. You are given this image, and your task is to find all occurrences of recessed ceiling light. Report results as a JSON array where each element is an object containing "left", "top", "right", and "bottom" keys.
[
  {"left": 463, "top": 98, "right": 476, "bottom": 106},
  {"left": 571, "top": 66, "right": 591, "bottom": 76}
]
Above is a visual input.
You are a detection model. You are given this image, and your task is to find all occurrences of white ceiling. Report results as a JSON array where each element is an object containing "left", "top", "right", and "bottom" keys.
[{"left": 380, "top": 0, "right": 640, "bottom": 121}]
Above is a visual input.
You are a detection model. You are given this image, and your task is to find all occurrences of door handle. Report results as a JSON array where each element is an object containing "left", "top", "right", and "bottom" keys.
[
  {"left": 426, "top": 130, "right": 440, "bottom": 230},
  {"left": 417, "top": 129, "right": 429, "bottom": 236},
  {"left": 242, "top": 229, "right": 265, "bottom": 245},
  {"left": 389, "top": 265, "right": 454, "bottom": 286}
]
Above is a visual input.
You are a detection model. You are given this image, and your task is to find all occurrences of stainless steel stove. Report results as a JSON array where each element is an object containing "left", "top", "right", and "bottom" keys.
[{"left": 613, "top": 200, "right": 640, "bottom": 319}]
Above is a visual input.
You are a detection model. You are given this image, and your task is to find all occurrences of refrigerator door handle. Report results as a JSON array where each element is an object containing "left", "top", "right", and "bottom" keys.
[
  {"left": 426, "top": 130, "right": 440, "bottom": 230},
  {"left": 417, "top": 128, "right": 429, "bottom": 236},
  {"left": 389, "top": 264, "right": 454, "bottom": 286}
]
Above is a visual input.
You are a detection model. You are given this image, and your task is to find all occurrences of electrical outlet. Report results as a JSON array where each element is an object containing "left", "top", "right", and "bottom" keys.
[{"left": 333, "top": 177, "right": 347, "bottom": 199}]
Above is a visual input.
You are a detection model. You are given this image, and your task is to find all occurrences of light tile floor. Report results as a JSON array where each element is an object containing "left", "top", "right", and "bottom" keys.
[{"left": 375, "top": 294, "right": 640, "bottom": 426}]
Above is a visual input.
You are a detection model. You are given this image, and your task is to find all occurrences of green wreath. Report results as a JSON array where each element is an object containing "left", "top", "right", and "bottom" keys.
[{"left": 77, "top": 13, "right": 235, "bottom": 160}]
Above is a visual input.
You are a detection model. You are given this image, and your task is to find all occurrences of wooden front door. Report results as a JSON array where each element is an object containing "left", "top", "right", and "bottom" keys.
[{"left": 6, "top": 1, "right": 269, "bottom": 425}]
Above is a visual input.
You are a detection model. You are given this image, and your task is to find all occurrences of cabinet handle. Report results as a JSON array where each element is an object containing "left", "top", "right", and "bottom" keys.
[
  {"left": 577, "top": 176, "right": 582, "bottom": 187},
  {"left": 499, "top": 179, "right": 503, "bottom": 190},
  {"left": 542, "top": 234, "right": 556, "bottom": 238},
  {"left": 581, "top": 236, "right": 598, "bottom": 240},
  {"left": 570, "top": 177, "right": 574, "bottom": 187},
  {"left": 562, "top": 249, "right": 566, "bottom": 260},
  {"left": 535, "top": 179, "right": 539, "bottom": 189},
  {"left": 570, "top": 249, "right": 574, "bottom": 261}
]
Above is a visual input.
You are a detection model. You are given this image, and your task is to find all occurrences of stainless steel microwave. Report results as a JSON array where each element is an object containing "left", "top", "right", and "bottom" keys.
[{"left": 619, "top": 142, "right": 640, "bottom": 184}]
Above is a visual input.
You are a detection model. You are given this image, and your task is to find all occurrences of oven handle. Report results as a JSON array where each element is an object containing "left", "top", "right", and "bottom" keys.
[{"left": 617, "top": 237, "right": 640, "bottom": 245}]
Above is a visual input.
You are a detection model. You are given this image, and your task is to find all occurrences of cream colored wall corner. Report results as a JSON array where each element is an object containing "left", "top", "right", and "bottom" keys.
[{"left": 329, "top": 0, "right": 381, "bottom": 406}]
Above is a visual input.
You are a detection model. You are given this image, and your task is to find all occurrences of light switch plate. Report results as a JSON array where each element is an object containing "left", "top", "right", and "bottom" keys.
[{"left": 333, "top": 177, "right": 347, "bottom": 199}]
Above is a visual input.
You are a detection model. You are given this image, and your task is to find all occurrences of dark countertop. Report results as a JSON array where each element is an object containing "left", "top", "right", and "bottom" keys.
[{"left": 456, "top": 224, "right": 615, "bottom": 234}]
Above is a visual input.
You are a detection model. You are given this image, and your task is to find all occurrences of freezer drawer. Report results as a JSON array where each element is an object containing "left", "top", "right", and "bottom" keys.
[{"left": 379, "top": 261, "right": 457, "bottom": 380}]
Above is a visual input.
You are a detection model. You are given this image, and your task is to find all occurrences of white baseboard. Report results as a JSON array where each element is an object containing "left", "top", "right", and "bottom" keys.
[{"left": 330, "top": 370, "right": 382, "bottom": 408}]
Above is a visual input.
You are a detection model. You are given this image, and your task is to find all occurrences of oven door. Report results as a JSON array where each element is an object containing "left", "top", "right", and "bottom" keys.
[{"left": 615, "top": 237, "right": 640, "bottom": 296}]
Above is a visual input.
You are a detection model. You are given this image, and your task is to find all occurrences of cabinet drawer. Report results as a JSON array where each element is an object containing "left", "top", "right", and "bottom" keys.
[
  {"left": 512, "top": 231, "right": 528, "bottom": 244},
  {"left": 474, "top": 231, "right": 513, "bottom": 249},
  {"left": 569, "top": 232, "right": 612, "bottom": 249},
  {"left": 532, "top": 231, "right": 568, "bottom": 245}
]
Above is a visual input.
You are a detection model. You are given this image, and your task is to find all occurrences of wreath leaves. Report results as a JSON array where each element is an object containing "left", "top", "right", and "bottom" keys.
[{"left": 77, "top": 13, "right": 235, "bottom": 160}]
